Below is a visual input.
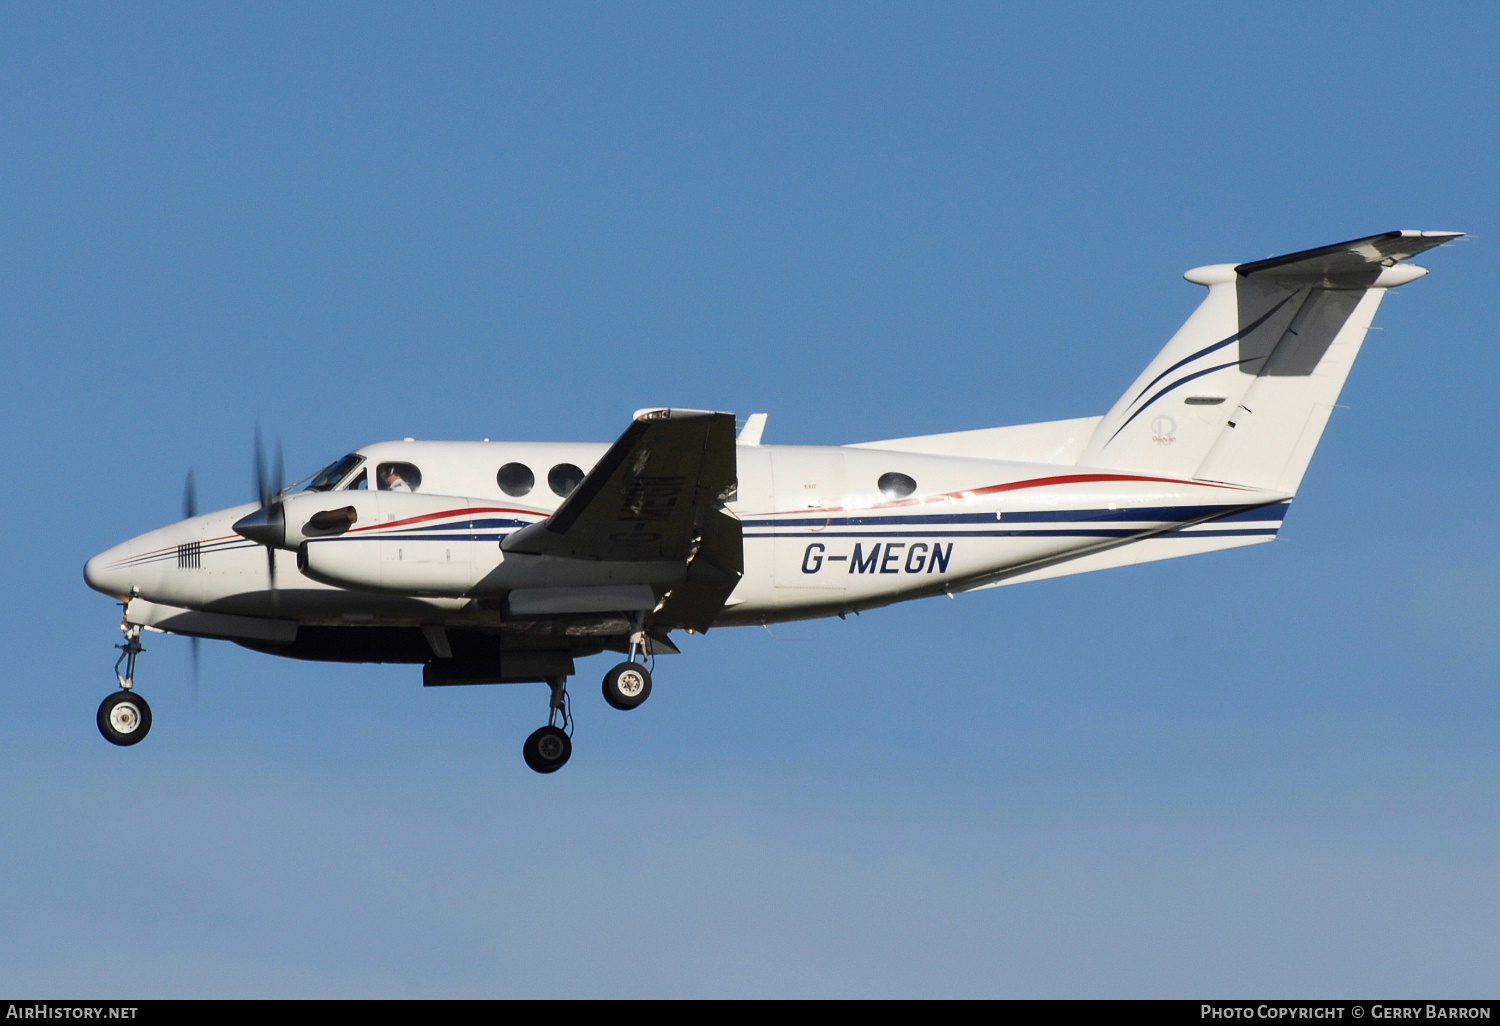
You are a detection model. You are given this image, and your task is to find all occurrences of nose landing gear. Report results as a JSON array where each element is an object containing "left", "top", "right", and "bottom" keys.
[
  {"left": 99, "top": 619, "right": 152, "bottom": 746},
  {"left": 98, "top": 689, "right": 152, "bottom": 746}
]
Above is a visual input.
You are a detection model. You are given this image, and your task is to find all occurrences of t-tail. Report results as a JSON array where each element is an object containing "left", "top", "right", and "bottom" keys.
[{"left": 1078, "top": 230, "right": 1462, "bottom": 493}]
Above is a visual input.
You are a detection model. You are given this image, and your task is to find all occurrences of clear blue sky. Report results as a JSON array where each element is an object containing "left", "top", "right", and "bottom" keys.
[{"left": 2, "top": 2, "right": 1496, "bottom": 997}]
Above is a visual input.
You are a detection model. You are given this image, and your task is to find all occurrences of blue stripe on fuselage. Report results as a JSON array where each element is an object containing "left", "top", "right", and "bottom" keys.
[
  {"left": 740, "top": 501, "right": 1288, "bottom": 530},
  {"left": 743, "top": 528, "right": 1279, "bottom": 539}
]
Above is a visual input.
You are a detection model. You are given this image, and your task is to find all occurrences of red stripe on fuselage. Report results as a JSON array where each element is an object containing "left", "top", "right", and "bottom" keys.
[
  {"left": 745, "top": 472, "right": 1247, "bottom": 517},
  {"left": 345, "top": 506, "right": 545, "bottom": 533},
  {"left": 971, "top": 473, "right": 1244, "bottom": 495}
]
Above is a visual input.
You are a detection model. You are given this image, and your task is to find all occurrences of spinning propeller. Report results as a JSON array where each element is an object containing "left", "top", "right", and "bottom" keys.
[
  {"left": 185, "top": 431, "right": 287, "bottom": 692},
  {"left": 183, "top": 471, "right": 201, "bottom": 690},
  {"left": 231, "top": 427, "right": 286, "bottom": 612}
]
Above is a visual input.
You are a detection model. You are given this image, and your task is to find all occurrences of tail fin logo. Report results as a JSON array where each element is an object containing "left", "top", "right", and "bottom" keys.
[{"left": 1151, "top": 416, "right": 1177, "bottom": 445}]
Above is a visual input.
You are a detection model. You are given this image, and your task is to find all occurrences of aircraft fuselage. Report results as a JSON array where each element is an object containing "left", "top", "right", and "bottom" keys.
[{"left": 86, "top": 437, "right": 1288, "bottom": 639}]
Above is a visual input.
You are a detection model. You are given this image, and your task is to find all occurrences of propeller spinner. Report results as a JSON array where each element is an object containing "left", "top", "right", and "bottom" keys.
[{"left": 232, "top": 428, "right": 286, "bottom": 605}]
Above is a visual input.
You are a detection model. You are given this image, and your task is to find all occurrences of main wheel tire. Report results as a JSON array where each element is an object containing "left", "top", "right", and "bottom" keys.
[
  {"left": 97, "top": 691, "right": 152, "bottom": 746},
  {"left": 602, "top": 661, "right": 653, "bottom": 710},
  {"left": 523, "top": 725, "right": 572, "bottom": 774}
]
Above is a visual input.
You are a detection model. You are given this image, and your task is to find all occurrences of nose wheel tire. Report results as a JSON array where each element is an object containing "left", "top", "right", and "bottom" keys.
[
  {"left": 97, "top": 691, "right": 152, "bottom": 746},
  {"left": 602, "top": 662, "right": 652, "bottom": 710},
  {"left": 523, "top": 725, "right": 572, "bottom": 774}
]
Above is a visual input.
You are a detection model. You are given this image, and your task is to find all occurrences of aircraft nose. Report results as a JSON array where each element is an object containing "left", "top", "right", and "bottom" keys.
[{"left": 84, "top": 542, "right": 135, "bottom": 599}]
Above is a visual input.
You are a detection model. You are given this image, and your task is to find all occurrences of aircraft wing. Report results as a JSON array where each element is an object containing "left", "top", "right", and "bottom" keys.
[{"left": 501, "top": 408, "right": 742, "bottom": 631}]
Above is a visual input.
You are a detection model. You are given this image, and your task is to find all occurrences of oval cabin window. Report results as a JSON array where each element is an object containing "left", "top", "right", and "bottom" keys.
[
  {"left": 497, "top": 462, "right": 535, "bottom": 497},
  {"left": 549, "top": 463, "right": 585, "bottom": 498},
  {"left": 878, "top": 472, "right": 916, "bottom": 499}
]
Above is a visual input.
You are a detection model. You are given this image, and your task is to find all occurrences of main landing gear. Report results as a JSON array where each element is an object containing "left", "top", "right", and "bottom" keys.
[
  {"left": 98, "top": 621, "right": 152, "bottom": 747},
  {"left": 523, "top": 678, "right": 573, "bottom": 774},
  {"left": 602, "top": 619, "right": 654, "bottom": 711},
  {"left": 521, "top": 626, "right": 657, "bottom": 775},
  {"left": 602, "top": 661, "right": 652, "bottom": 710}
]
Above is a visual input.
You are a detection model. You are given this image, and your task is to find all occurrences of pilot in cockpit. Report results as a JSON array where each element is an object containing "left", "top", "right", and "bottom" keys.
[{"left": 376, "top": 462, "right": 423, "bottom": 492}]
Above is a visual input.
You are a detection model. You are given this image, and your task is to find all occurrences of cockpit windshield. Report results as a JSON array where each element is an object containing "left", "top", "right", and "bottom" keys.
[{"left": 304, "top": 454, "right": 365, "bottom": 492}]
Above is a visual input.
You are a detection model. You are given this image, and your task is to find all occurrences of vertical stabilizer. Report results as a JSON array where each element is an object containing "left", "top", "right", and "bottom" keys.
[
  {"left": 1080, "top": 231, "right": 1460, "bottom": 492},
  {"left": 1193, "top": 286, "right": 1382, "bottom": 492}
]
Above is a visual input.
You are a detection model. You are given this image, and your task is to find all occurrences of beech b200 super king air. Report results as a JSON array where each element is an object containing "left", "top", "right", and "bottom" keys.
[{"left": 84, "top": 230, "right": 1460, "bottom": 772}]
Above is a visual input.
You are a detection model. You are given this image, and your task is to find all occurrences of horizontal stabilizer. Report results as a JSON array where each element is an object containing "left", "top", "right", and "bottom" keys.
[{"left": 1235, "top": 230, "right": 1462, "bottom": 284}]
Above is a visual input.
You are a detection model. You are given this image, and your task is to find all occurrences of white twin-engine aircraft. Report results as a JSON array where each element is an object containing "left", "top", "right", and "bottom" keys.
[{"left": 85, "top": 230, "right": 1460, "bottom": 772}]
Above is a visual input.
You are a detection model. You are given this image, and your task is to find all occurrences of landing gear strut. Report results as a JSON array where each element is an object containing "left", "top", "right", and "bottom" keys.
[
  {"left": 523, "top": 677, "right": 573, "bottom": 774},
  {"left": 99, "top": 619, "right": 152, "bottom": 746}
]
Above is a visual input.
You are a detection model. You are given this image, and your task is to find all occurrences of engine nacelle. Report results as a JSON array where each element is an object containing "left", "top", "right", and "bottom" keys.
[
  {"left": 286, "top": 491, "right": 692, "bottom": 598},
  {"left": 289, "top": 491, "right": 540, "bottom": 596},
  {"left": 298, "top": 533, "right": 479, "bottom": 596}
]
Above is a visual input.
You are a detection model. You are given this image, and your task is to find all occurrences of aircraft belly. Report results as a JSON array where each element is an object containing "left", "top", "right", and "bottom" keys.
[
  {"left": 127, "top": 598, "right": 297, "bottom": 643},
  {"left": 200, "top": 583, "right": 465, "bottom": 621}
]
